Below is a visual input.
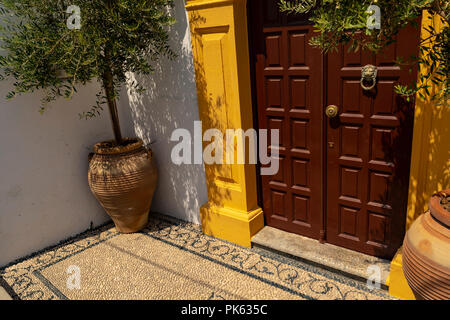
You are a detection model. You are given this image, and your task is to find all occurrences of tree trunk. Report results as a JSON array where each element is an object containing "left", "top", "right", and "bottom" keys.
[{"left": 102, "top": 50, "right": 123, "bottom": 145}]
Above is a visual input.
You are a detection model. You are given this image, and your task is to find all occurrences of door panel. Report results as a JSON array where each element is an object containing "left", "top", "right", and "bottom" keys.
[
  {"left": 326, "top": 26, "right": 421, "bottom": 259},
  {"left": 251, "top": 2, "right": 323, "bottom": 240}
]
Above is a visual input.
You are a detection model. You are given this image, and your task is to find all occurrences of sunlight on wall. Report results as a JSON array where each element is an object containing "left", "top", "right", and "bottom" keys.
[
  {"left": 120, "top": 0, "right": 208, "bottom": 224},
  {"left": 406, "top": 11, "right": 450, "bottom": 229}
]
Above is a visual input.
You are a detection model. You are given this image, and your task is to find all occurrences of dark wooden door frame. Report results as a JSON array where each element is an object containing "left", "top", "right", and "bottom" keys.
[{"left": 246, "top": 2, "right": 263, "bottom": 210}]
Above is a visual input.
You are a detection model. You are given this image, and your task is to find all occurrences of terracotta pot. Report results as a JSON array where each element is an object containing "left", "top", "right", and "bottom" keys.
[
  {"left": 88, "top": 138, "right": 158, "bottom": 233},
  {"left": 402, "top": 189, "right": 450, "bottom": 300}
]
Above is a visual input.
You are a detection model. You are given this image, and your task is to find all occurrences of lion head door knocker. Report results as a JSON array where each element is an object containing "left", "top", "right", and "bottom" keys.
[{"left": 361, "top": 64, "right": 378, "bottom": 91}]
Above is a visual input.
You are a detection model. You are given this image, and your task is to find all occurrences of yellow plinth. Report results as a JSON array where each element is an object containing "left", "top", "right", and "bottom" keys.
[
  {"left": 186, "top": 0, "right": 264, "bottom": 247},
  {"left": 201, "top": 205, "right": 264, "bottom": 247},
  {"left": 388, "top": 248, "right": 415, "bottom": 300}
]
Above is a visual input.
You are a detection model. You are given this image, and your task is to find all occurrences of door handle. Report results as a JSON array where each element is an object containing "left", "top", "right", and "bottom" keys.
[{"left": 325, "top": 105, "right": 339, "bottom": 118}]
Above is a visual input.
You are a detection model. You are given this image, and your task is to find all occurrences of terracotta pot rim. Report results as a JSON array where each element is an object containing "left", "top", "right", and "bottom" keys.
[
  {"left": 429, "top": 188, "right": 450, "bottom": 228},
  {"left": 93, "top": 138, "right": 143, "bottom": 155}
]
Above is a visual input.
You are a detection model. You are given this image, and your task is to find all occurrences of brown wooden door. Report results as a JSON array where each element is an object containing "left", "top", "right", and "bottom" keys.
[
  {"left": 250, "top": 0, "right": 420, "bottom": 259},
  {"left": 251, "top": 2, "right": 324, "bottom": 241}
]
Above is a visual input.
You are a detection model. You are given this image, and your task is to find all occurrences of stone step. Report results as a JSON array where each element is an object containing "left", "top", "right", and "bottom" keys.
[
  {"left": 0, "top": 286, "right": 12, "bottom": 300},
  {"left": 251, "top": 226, "right": 391, "bottom": 290}
]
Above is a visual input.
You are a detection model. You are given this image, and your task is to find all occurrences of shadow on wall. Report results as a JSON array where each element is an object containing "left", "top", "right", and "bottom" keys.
[
  {"left": 425, "top": 106, "right": 450, "bottom": 191},
  {"left": 118, "top": 0, "right": 208, "bottom": 224},
  {"left": 406, "top": 12, "right": 450, "bottom": 229},
  {"left": 407, "top": 99, "right": 450, "bottom": 228}
]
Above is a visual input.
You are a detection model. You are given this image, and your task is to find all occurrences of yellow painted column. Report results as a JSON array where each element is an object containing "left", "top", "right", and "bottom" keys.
[
  {"left": 389, "top": 11, "right": 449, "bottom": 300},
  {"left": 185, "top": 0, "right": 264, "bottom": 247}
]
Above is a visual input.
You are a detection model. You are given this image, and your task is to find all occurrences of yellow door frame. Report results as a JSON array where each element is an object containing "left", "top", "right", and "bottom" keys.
[{"left": 185, "top": 0, "right": 264, "bottom": 247}]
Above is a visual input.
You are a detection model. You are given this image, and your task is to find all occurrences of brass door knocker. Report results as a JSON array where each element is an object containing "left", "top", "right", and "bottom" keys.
[{"left": 361, "top": 64, "right": 377, "bottom": 91}]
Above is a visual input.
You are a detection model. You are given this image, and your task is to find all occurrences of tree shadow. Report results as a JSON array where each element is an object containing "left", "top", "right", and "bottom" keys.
[
  {"left": 403, "top": 12, "right": 450, "bottom": 230},
  {"left": 406, "top": 88, "right": 450, "bottom": 228},
  {"left": 117, "top": 0, "right": 209, "bottom": 224},
  {"left": 184, "top": 5, "right": 252, "bottom": 235},
  {"left": 375, "top": 93, "right": 416, "bottom": 259},
  {"left": 372, "top": 22, "right": 449, "bottom": 258}
]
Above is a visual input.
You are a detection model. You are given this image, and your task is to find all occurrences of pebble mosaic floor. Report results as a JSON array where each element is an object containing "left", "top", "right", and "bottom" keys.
[{"left": 0, "top": 214, "right": 394, "bottom": 300}]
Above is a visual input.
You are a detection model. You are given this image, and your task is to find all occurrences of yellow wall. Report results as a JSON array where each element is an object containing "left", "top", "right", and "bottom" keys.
[
  {"left": 389, "top": 11, "right": 449, "bottom": 300},
  {"left": 406, "top": 11, "right": 449, "bottom": 229}
]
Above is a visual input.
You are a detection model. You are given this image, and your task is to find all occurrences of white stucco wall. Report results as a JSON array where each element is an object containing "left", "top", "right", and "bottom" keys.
[
  {"left": 0, "top": 1, "right": 207, "bottom": 267},
  {"left": 119, "top": 1, "right": 208, "bottom": 225}
]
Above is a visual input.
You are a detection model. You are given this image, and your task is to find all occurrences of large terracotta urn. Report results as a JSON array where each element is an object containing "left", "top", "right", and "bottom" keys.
[
  {"left": 403, "top": 189, "right": 450, "bottom": 300},
  {"left": 88, "top": 138, "right": 158, "bottom": 233}
]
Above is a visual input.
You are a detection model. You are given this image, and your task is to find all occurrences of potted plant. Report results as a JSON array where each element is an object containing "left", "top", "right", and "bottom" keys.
[
  {"left": 0, "top": 0, "right": 176, "bottom": 232},
  {"left": 402, "top": 190, "right": 450, "bottom": 299}
]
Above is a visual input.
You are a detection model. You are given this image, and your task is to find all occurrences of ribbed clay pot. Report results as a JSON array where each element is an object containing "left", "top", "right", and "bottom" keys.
[
  {"left": 403, "top": 189, "right": 450, "bottom": 300},
  {"left": 88, "top": 138, "right": 157, "bottom": 233}
]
